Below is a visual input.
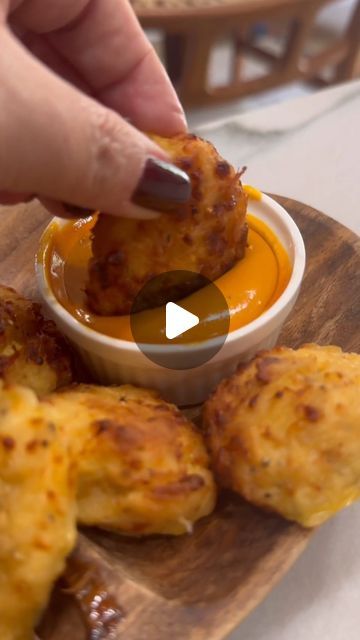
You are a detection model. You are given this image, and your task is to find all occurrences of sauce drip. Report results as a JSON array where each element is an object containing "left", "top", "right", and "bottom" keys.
[
  {"left": 63, "top": 550, "right": 124, "bottom": 640},
  {"left": 40, "top": 213, "right": 291, "bottom": 342}
]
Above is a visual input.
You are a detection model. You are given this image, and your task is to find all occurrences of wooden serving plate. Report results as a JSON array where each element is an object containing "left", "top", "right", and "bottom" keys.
[{"left": 0, "top": 196, "right": 359, "bottom": 640}]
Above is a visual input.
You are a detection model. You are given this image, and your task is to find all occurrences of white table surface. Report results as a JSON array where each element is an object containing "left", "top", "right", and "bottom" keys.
[
  {"left": 195, "top": 80, "right": 360, "bottom": 236},
  {"left": 194, "top": 80, "right": 360, "bottom": 640}
]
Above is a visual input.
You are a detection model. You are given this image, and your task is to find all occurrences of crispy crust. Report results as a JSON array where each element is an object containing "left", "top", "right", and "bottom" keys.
[
  {"left": 0, "top": 385, "right": 77, "bottom": 640},
  {"left": 46, "top": 383, "right": 216, "bottom": 536},
  {"left": 86, "top": 133, "right": 248, "bottom": 315},
  {"left": 204, "top": 344, "right": 360, "bottom": 527},
  {"left": 0, "top": 285, "right": 73, "bottom": 395},
  {"left": 0, "top": 380, "right": 216, "bottom": 637}
]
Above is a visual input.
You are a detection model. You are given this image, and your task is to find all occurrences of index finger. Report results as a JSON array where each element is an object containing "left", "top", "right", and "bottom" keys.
[{"left": 13, "top": 0, "right": 187, "bottom": 135}]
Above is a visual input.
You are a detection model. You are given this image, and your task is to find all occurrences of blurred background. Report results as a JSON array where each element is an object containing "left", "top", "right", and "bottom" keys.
[{"left": 131, "top": 0, "right": 360, "bottom": 127}]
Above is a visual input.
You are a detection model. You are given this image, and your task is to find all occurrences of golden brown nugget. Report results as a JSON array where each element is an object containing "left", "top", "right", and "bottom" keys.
[
  {"left": 0, "top": 385, "right": 77, "bottom": 640},
  {"left": 0, "top": 285, "right": 73, "bottom": 395},
  {"left": 47, "top": 384, "right": 216, "bottom": 535},
  {"left": 0, "top": 381, "right": 215, "bottom": 638},
  {"left": 86, "top": 133, "right": 248, "bottom": 315},
  {"left": 204, "top": 344, "right": 360, "bottom": 527}
]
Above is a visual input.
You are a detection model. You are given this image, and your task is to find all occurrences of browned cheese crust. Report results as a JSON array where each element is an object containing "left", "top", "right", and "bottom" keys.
[
  {"left": 0, "top": 380, "right": 216, "bottom": 638},
  {"left": 46, "top": 383, "right": 217, "bottom": 536},
  {"left": 0, "top": 385, "right": 77, "bottom": 640},
  {"left": 0, "top": 285, "right": 73, "bottom": 395},
  {"left": 203, "top": 344, "right": 360, "bottom": 527},
  {"left": 86, "top": 133, "right": 248, "bottom": 315}
]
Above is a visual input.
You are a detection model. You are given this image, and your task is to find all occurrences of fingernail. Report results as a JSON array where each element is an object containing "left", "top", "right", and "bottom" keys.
[
  {"left": 61, "top": 203, "right": 97, "bottom": 218},
  {"left": 132, "top": 158, "right": 191, "bottom": 213}
]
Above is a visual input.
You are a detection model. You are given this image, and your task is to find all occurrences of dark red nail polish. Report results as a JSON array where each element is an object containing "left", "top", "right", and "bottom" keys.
[
  {"left": 61, "top": 203, "right": 96, "bottom": 218},
  {"left": 132, "top": 158, "right": 191, "bottom": 213}
]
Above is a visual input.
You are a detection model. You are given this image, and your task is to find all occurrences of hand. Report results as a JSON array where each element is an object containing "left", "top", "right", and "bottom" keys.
[{"left": 0, "top": 0, "right": 190, "bottom": 218}]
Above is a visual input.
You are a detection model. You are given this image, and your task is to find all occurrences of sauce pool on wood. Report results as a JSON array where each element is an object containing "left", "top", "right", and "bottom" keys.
[{"left": 62, "top": 549, "right": 124, "bottom": 640}]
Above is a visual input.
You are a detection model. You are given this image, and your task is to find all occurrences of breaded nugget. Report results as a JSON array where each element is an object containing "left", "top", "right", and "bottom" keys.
[
  {"left": 204, "top": 344, "right": 360, "bottom": 527},
  {"left": 0, "top": 381, "right": 215, "bottom": 638},
  {"left": 0, "top": 384, "right": 77, "bottom": 640},
  {"left": 0, "top": 285, "right": 73, "bottom": 395},
  {"left": 47, "top": 384, "right": 216, "bottom": 535},
  {"left": 86, "top": 133, "right": 248, "bottom": 315}
]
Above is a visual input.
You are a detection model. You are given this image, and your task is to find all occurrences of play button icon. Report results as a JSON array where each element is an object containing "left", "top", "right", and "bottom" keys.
[
  {"left": 130, "top": 270, "right": 230, "bottom": 370},
  {"left": 165, "top": 303, "right": 199, "bottom": 340}
]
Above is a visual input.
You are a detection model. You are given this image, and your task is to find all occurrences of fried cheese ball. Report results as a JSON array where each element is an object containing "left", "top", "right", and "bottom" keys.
[
  {"left": 0, "top": 384, "right": 77, "bottom": 640},
  {"left": 204, "top": 344, "right": 360, "bottom": 528},
  {"left": 86, "top": 133, "right": 248, "bottom": 315},
  {"left": 0, "top": 285, "right": 73, "bottom": 395},
  {"left": 47, "top": 384, "right": 216, "bottom": 536},
  {"left": 0, "top": 382, "right": 215, "bottom": 639}
]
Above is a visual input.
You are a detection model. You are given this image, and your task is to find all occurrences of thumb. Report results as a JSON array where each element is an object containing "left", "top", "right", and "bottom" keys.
[{"left": 0, "top": 28, "right": 190, "bottom": 218}]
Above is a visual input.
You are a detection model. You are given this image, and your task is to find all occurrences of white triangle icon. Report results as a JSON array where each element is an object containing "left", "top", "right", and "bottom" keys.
[{"left": 165, "top": 302, "right": 199, "bottom": 340}]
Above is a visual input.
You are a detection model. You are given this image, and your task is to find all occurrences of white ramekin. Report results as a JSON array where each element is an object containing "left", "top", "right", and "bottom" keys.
[{"left": 36, "top": 193, "right": 306, "bottom": 406}]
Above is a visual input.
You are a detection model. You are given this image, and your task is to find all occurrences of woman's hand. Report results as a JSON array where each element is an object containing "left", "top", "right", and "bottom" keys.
[{"left": 0, "top": 0, "right": 190, "bottom": 218}]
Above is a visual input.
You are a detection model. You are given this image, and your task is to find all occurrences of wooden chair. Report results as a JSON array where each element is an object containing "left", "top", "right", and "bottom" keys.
[{"left": 131, "top": 0, "right": 360, "bottom": 106}]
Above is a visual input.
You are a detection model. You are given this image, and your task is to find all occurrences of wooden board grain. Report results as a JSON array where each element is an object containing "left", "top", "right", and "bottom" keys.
[{"left": 0, "top": 196, "right": 359, "bottom": 640}]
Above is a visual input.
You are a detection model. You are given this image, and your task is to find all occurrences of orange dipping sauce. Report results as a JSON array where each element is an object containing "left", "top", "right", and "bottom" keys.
[{"left": 40, "top": 213, "right": 291, "bottom": 343}]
